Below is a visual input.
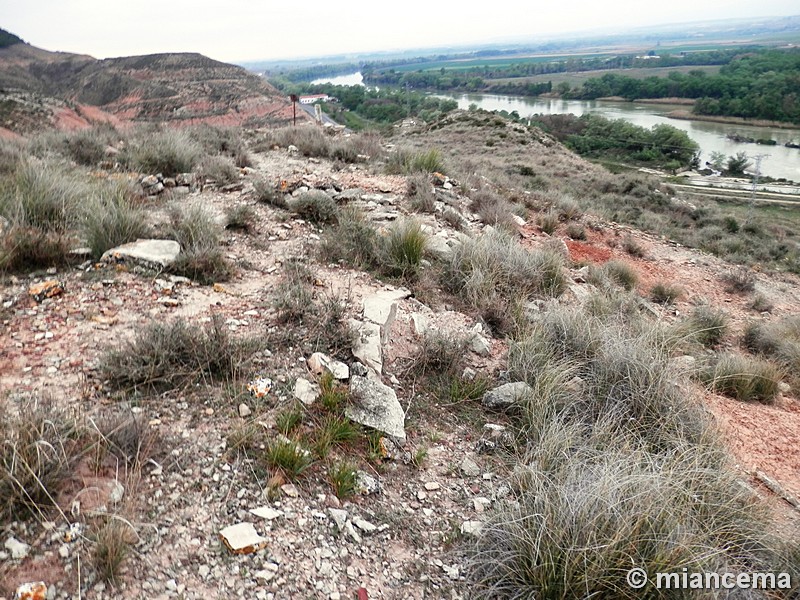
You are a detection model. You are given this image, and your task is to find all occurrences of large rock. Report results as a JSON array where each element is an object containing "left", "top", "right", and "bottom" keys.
[
  {"left": 293, "top": 377, "right": 321, "bottom": 405},
  {"left": 101, "top": 239, "right": 181, "bottom": 268},
  {"left": 482, "top": 382, "right": 533, "bottom": 410},
  {"left": 363, "top": 288, "right": 410, "bottom": 343},
  {"left": 425, "top": 234, "right": 453, "bottom": 260},
  {"left": 346, "top": 376, "right": 406, "bottom": 441},
  {"left": 350, "top": 319, "right": 382, "bottom": 374}
]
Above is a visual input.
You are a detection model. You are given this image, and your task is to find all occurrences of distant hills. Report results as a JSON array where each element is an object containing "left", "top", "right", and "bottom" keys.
[{"left": 0, "top": 28, "right": 299, "bottom": 135}]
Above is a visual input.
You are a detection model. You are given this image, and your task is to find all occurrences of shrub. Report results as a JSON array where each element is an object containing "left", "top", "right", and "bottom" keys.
[
  {"left": 407, "top": 173, "right": 435, "bottom": 213},
  {"left": 100, "top": 314, "right": 259, "bottom": 392},
  {"left": 319, "top": 206, "right": 380, "bottom": 270},
  {"left": 83, "top": 181, "right": 150, "bottom": 259},
  {"left": 383, "top": 218, "right": 427, "bottom": 277},
  {"left": 650, "top": 281, "right": 682, "bottom": 305},
  {"left": 565, "top": 223, "right": 586, "bottom": 240},
  {"left": 702, "top": 353, "right": 782, "bottom": 404},
  {"left": 187, "top": 124, "right": 252, "bottom": 167},
  {"left": 469, "top": 302, "right": 783, "bottom": 598},
  {"left": 224, "top": 203, "right": 256, "bottom": 233},
  {"left": 167, "top": 204, "right": 233, "bottom": 284},
  {"left": 537, "top": 210, "right": 559, "bottom": 234},
  {"left": 60, "top": 125, "right": 120, "bottom": 167},
  {"left": 92, "top": 518, "right": 132, "bottom": 584},
  {"left": 265, "top": 125, "right": 332, "bottom": 158},
  {"left": 291, "top": 190, "right": 338, "bottom": 224},
  {"left": 556, "top": 196, "right": 582, "bottom": 221},
  {"left": 742, "top": 318, "right": 800, "bottom": 388},
  {"left": 196, "top": 155, "right": 239, "bottom": 185},
  {"left": 721, "top": 267, "right": 756, "bottom": 294},
  {"left": 679, "top": 305, "right": 728, "bottom": 348},
  {"left": 123, "top": 129, "right": 201, "bottom": 176},
  {"left": 622, "top": 234, "right": 645, "bottom": 258},
  {"left": 411, "top": 330, "right": 469, "bottom": 379},
  {"left": 409, "top": 148, "right": 444, "bottom": 173},
  {"left": 0, "top": 397, "right": 80, "bottom": 521},
  {"left": 602, "top": 260, "right": 638, "bottom": 290},
  {"left": 749, "top": 293, "right": 773, "bottom": 313},
  {"left": 442, "top": 230, "right": 566, "bottom": 310},
  {"left": 253, "top": 177, "right": 287, "bottom": 208}
]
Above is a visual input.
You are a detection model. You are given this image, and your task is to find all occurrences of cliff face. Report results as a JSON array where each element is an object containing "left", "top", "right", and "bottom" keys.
[{"left": 0, "top": 40, "right": 300, "bottom": 133}]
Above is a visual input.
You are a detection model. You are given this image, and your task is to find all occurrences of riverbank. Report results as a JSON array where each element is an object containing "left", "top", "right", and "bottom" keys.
[{"left": 667, "top": 109, "right": 800, "bottom": 130}]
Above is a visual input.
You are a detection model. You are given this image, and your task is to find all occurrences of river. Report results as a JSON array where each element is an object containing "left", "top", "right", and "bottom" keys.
[{"left": 309, "top": 73, "right": 800, "bottom": 181}]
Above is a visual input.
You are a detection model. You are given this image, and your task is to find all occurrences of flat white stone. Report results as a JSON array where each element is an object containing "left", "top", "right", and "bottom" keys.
[
  {"left": 101, "top": 239, "right": 181, "bottom": 268},
  {"left": 249, "top": 506, "right": 284, "bottom": 520},
  {"left": 219, "top": 523, "right": 267, "bottom": 554}
]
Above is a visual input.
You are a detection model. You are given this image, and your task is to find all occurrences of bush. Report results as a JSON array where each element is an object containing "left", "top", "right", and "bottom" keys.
[
  {"left": 167, "top": 204, "right": 233, "bottom": 284},
  {"left": 253, "top": 177, "right": 287, "bottom": 209},
  {"left": 702, "top": 353, "right": 782, "bottom": 404},
  {"left": 224, "top": 203, "right": 256, "bottom": 233},
  {"left": 679, "top": 305, "right": 728, "bottom": 348},
  {"left": 721, "top": 267, "right": 756, "bottom": 294},
  {"left": 123, "top": 129, "right": 201, "bottom": 176},
  {"left": 0, "top": 397, "right": 80, "bottom": 521},
  {"left": 409, "top": 148, "right": 444, "bottom": 173},
  {"left": 83, "top": 181, "right": 150, "bottom": 259},
  {"left": 565, "top": 223, "right": 586, "bottom": 240},
  {"left": 407, "top": 173, "right": 435, "bottom": 213},
  {"left": 291, "top": 190, "right": 338, "bottom": 224},
  {"left": 100, "top": 314, "right": 259, "bottom": 392},
  {"left": 650, "top": 281, "right": 682, "bottom": 305},
  {"left": 319, "top": 207, "right": 380, "bottom": 270},
  {"left": 187, "top": 124, "right": 252, "bottom": 167},
  {"left": 59, "top": 125, "right": 120, "bottom": 167},
  {"left": 556, "top": 196, "right": 582, "bottom": 221},
  {"left": 537, "top": 210, "right": 559, "bottom": 234},
  {"left": 196, "top": 155, "right": 239, "bottom": 185},
  {"left": 470, "top": 302, "right": 783, "bottom": 598},
  {"left": 742, "top": 318, "right": 800, "bottom": 388},
  {"left": 622, "top": 234, "right": 645, "bottom": 258},
  {"left": 383, "top": 218, "right": 427, "bottom": 278},
  {"left": 442, "top": 230, "right": 566, "bottom": 311},
  {"left": 602, "top": 260, "right": 638, "bottom": 290},
  {"left": 265, "top": 125, "right": 332, "bottom": 158},
  {"left": 411, "top": 330, "right": 469, "bottom": 379}
]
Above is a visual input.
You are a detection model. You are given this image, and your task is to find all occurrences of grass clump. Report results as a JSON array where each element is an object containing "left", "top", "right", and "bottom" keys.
[
  {"left": 565, "top": 223, "right": 586, "bottom": 240},
  {"left": 92, "top": 518, "right": 132, "bottom": 584},
  {"left": 196, "top": 155, "right": 239, "bottom": 185},
  {"left": 319, "top": 206, "right": 380, "bottom": 270},
  {"left": 0, "top": 161, "right": 84, "bottom": 271},
  {"left": 409, "top": 148, "right": 444, "bottom": 174},
  {"left": 622, "top": 233, "right": 646, "bottom": 258},
  {"left": 384, "top": 218, "right": 427, "bottom": 278},
  {"left": 600, "top": 259, "right": 638, "bottom": 290},
  {"left": 313, "top": 414, "right": 359, "bottom": 459},
  {"left": 468, "top": 300, "right": 790, "bottom": 597},
  {"left": 411, "top": 330, "right": 469, "bottom": 379},
  {"left": 291, "top": 190, "right": 338, "bottom": 224},
  {"left": 678, "top": 305, "right": 728, "bottom": 348},
  {"left": 224, "top": 203, "right": 256, "bottom": 233},
  {"left": 742, "top": 317, "right": 800, "bottom": 389},
  {"left": 537, "top": 210, "right": 559, "bottom": 235},
  {"left": 167, "top": 204, "right": 233, "bottom": 284},
  {"left": 650, "top": 281, "right": 683, "bottom": 305},
  {"left": 188, "top": 124, "right": 251, "bottom": 167},
  {"left": 122, "top": 128, "right": 201, "bottom": 177},
  {"left": 100, "top": 314, "right": 259, "bottom": 392},
  {"left": 702, "top": 353, "right": 782, "bottom": 404},
  {"left": 253, "top": 177, "right": 287, "bottom": 209},
  {"left": 328, "top": 460, "right": 358, "bottom": 499},
  {"left": 0, "top": 397, "right": 80, "bottom": 521},
  {"left": 276, "top": 404, "right": 305, "bottom": 436},
  {"left": 83, "top": 181, "right": 150, "bottom": 259},
  {"left": 264, "top": 439, "right": 313, "bottom": 480},
  {"left": 442, "top": 230, "right": 566, "bottom": 311},
  {"left": 721, "top": 267, "right": 756, "bottom": 294},
  {"left": 407, "top": 173, "right": 435, "bottom": 213}
]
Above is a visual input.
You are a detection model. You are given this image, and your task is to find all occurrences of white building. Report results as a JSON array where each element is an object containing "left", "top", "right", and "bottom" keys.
[{"left": 299, "top": 94, "right": 330, "bottom": 104}]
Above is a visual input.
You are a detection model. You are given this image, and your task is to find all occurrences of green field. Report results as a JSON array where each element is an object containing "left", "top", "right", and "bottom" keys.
[{"left": 389, "top": 52, "right": 614, "bottom": 72}]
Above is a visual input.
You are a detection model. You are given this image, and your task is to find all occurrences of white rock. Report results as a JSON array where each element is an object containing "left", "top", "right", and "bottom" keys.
[
  {"left": 250, "top": 506, "right": 284, "bottom": 520},
  {"left": 293, "top": 377, "right": 321, "bottom": 405},
  {"left": 346, "top": 376, "right": 406, "bottom": 441},
  {"left": 460, "top": 520, "right": 483, "bottom": 536},
  {"left": 410, "top": 313, "right": 429, "bottom": 336},
  {"left": 482, "top": 381, "right": 533, "bottom": 410},
  {"left": 5, "top": 536, "right": 30, "bottom": 559},
  {"left": 109, "top": 481, "right": 124, "bottom": 504},
  {"left": 101, "top": 239, "right": 181, "bottom": 268},
  {"left": 219, "top": 523, "right": 268, "bottom": 554},
  {"left": 328, "top": 508, "right": 348, "bottom": 530},
  {"left": 470, "top": 333, "right": 491, "bottom": 357},
  {"left": 352, "top": 516, "right": 377, "bottom": 533},
  {"left": 424, "top": 481, "right": 440, "bottom": 491},
  {"left": 461, "top": 456, "right": 481, "bottom": 477},
  {"left": 238, "top": 403, "right": 252, "bottom": 418}
]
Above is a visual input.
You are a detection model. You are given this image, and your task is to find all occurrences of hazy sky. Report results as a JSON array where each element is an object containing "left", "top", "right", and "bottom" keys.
[{"left": 2, "top": 0, "right": 798, "bottom": 63}]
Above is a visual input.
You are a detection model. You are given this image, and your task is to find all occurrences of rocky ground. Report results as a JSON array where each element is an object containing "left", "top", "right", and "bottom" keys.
[{"left": 1, "top": 137, "right": 799, "bottom": 599}]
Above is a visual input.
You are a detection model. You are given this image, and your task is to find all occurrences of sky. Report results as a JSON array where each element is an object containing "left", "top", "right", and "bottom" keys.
[{"left": 1, "top": 0, "right": 798, "bottom": 64}]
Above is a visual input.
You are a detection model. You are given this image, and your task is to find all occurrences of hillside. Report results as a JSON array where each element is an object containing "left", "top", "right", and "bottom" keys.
[
  {"left": 1, "top": 114, "right": 799, "bottom": 598},
  {"left": 0, "top": 34, "right": 303, "bottom": 134}
]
